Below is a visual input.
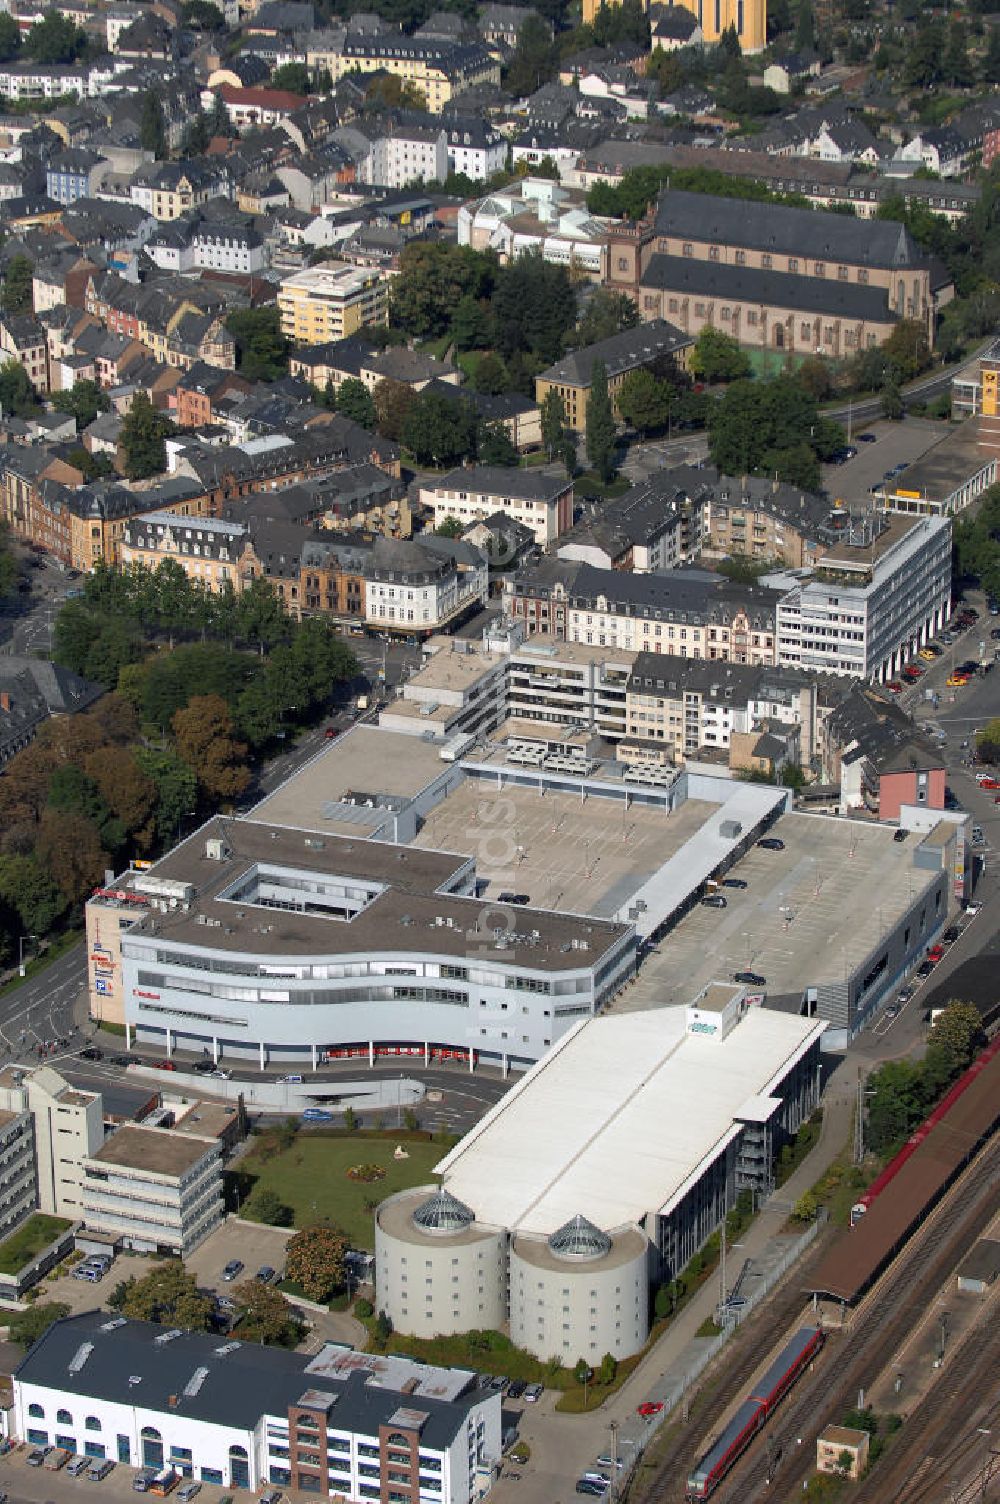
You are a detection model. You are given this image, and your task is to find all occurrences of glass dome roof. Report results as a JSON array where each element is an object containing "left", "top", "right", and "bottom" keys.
[
  {"left": 412, "top": 1187, "right": 475, "bottom": 1234},
  {"left": 548, "top": 1214, "right": 612, "bottom": 1261}
]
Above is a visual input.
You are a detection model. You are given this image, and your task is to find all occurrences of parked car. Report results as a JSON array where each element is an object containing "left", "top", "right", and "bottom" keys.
[
  {"left": 259, "top": 1491, "right": 283, "bottom": 1504},
  {"left": 927, "top": 945, "right": 945, "bottom": 963},
  {"left": 757, "top": 837, "right": 785, "bottom": 851},
  {"left": 88, "top": 1459, "right": 115, "bottom": 1481},
  {"left": 133, "top": 1471, "right": 157, "bottom": 1493},
  {"left": 301, "top": 1107, "right": 334, "bottom": 1122},
  {"left": 857, "top": 431, "right": 877, "bottom": 443},
  {"left": 192, "top": 1059, "right": 216, "bottom": 1074},
  {"left": 73, "top": 1264, "right": 103, "bottom": 1282},
  {"left": 177, "top": 1484, "right": 201, "bottom": 1502},
  {"left": 893, "top": 828, "right": 908, "bottom": 843},
  {"left": 637, "top": 1401, "right": 664, "bottom": 1417},
  {"left": 281, "top": 1074, "right": 303, "bottom": 1084},
  {"left": 222, "top": 1259, "right": 244, "bottom": 1281},
  {"left": 701, "top": 894, "right": 727, "bottom": 908},
  {"left": 507, "top": 1380, "right": 527, "bottom": 1400},
  {"left": 256, "top": 1265, "right": 276, "bottom": 1284},
  {"left": 734, "top": 971, "right": 766, "bottom": 986},
  {"left": 27, "top": 1448, "right": 50, "bottom": 1467},
  {"left": 886, "top": 680, "right": 903, "bottom": 694},
  {"left": 523, "top": 1384, "right": 543, "bottom": 1403},
  {"left": 497, "top": 892, "right": 530, "bottom": 905},
  {"left": 67, "top": 1455, "right": 90, "bottom": 1476},
  {"left": 576, "top": 1485, "right": 606, "bottom": 1498},
  {"left": 916, "top": 960, "right": 935, "bottom": 978},
  {"left": 210, "top": 1068, "right": 231, "bottom": 1080},
  {"left": 595, "top": 1456, "right": 625, "bottom": 1471},
  {"left": 722, "top": 877, "right": 748, "bottom": 889},
  {"left": 943, "top": 925, "right": 961, "bottom": 944},
  {"left": 154, "top": 1060, "right": 176, "bottom": 1071}
]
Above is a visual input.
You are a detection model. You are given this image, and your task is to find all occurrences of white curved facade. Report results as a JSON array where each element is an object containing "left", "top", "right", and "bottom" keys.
[
  {"left": 509, "top": 1224, "right": 650, "bottom": 1363},
  {"left": 375, "top": 1186, "right": 506, "bottom": 1339}
]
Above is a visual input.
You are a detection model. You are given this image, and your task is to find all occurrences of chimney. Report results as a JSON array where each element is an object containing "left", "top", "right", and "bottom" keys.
[{"left": 0, "top": 691, "right": 9, "bottom": 712}]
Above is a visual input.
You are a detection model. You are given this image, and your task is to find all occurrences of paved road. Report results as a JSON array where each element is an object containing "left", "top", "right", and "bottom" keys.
[{"left": 0, "top": 940, "right": 88, "bottom": 1063}]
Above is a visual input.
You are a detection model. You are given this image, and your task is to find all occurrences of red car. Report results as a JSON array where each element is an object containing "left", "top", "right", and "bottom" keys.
[
  {"left": 926, "top": 947, "right": 944, "bottom": 964},
  {"left": 637, "top": 1402, "right": 664, "bottom": 1417},
  {"left": 905, "top": 664, "right": 925, "bottom": 678},
  {"left": 154, "top": 1059, "right": 176, "bottom": 1071},
  {"left": 324, "top": 726, "right": 339, "bottom": 739},
  {"left": 979, "top": 777, "right": 998, "bottom": 790},
  {"left": 886, "top": 681, "right": 903, "bottom": 694}
]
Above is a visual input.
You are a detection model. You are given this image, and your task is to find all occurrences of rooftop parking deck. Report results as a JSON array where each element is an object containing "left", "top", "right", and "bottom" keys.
[
  {"left": 621, "top": 811, "right": 942, "bottom": 1011},
  {"left": 412, "top": 779, "right": 717, "bottom": 918}
]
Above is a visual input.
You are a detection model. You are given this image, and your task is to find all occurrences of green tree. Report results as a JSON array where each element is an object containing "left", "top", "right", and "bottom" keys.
[
  {"left": 9, "top": 1301, "right": 70, "bottom": 1348},
  {"left": 585, "top": 360, "right": 617, "bottom": 482},
  {"left": 473, "top": 353, "right": 508, "bottom": 394},
  {"left": 390, "top": 243, "right": 494, "bottom": 340},
  {"left": 242, "top": 1185, "right": 293, "bottom": 1226},
  {"left": 226, "top": 307, "right": 289, "bottom": 381},
  {"left": 492, "top": 253, "right": 575, "bottom": 367},
  {"left": 540, "top": 388, "right": 566, "bottom": 460},
  {"left": 904, "top": 18, "right": 945, "bottom": 88},
  {"left": 477, "top": 418, "right": 518, "bottom": 466},
  {"left": 375, "top": 1310, "right": 392, "bottom": 1342},
  {"left": 718, "top": 20, "right": 741, "bottom": 57},
  {"left": 0, "top": 357, "right": 36, "bottom": 415},
  {"left": 134, "top": 746, "right": 199, "bottom": 842},
  {"left": 51, "top": 378, "right": 108, "bottom": 430},
  {"left": 881, "top": 377, "right": 903, "bottom": 421},
  {"left": 271, "top": 61, "right": 311, "bottom": 94},
  {"left": 401, "top": 390, "right": 478, "bottom": 468},
  {"left": 285, "top": 1224, "right": 349, "bottom": 1302},
  {"left": 181, "top": 0, "right": 225, "bottom": 29},
  {"left": 335, "top": 377, "right": 375, "bottom": 429},
  {"left": 707, "top": 376, "right": 840, "bottom": 489},
  {"left": 1, "top": 253, "right": 33, "bottom": 314},
  {"left": 865, "top": 1058, "right": 926, "bottom": 1154},
  {"left": 233, "top": 1279, "right": 302, "bottom": 1346},
  {"left": 573, "top": 288, "right": 639, "bottom": 348},
  {"left": 795, "top": 0, "right": 816, "bottom": 50},
  {"left": 615, "top": 367, "right": 671, "bottom": 435},
  {"left": 941, "top": 21, "right": 973, "bottom": 87},
  {"left": 373, "top": 377, "right": 417, "bottom": 441},
  {"left": 24, "top": 9, "right": 86, "bottom": 62},
  {"left": 0, "top": 12, "right": 21, "bottom": 60},
  {"left": 690, "top": 325, "right": 752, "bottom": 382},
  {"left": 364, "top": 73, "right": 426, "bottom": 110},
  {"left": 505, "top": 12, "right": 558, "bottom": 96},
  {"left": 924, "top": 1001, "right": 984, "bottom": 1080},
  {"left": 983, "top": 27, "right": 1000, "bottom": 84},
  {"left": 139, "top": 90, "right": 167, "bottom": 158},
  {"left": 121, "top": 1261, "right": 214, "bottom": 1330},
  {"left": 120, "top": 392, "right": 175, "bottom": 479},
  {"left": 182, "top": 111, "right": 212, "bottom": 155},
  {"left": 450, "top": 293, "right": 491, "bottom": 351},
  {"left": 598, "top": 1351, "right": 617, "bottom": 1385}
]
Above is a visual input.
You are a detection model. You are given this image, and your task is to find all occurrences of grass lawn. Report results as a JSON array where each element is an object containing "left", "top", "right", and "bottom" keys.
[
  {"left": 574, "top": 472, "right": 632, "bottom": 500},
  {"left": 0, "top": 1214, "right": 72, "bottom": 1275},
  {"left": 237, "top": 1134, "right": 448, "bottom": 1250}
]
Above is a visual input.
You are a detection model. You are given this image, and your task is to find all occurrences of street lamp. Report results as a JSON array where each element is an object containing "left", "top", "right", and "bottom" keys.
[{"left": 18, "top": 934, "right": 36, "bottom": 978}]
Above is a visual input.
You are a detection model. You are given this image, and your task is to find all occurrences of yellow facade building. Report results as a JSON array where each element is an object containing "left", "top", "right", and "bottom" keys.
[
  {"left": 277, "top": 263, "right": 389, "bottom": 345},
  {"left": 583, "top": 0, "right": 766, "bottom": 53}
]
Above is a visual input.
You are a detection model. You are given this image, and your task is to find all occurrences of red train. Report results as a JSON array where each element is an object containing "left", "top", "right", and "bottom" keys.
[
  {"left": 685, "top": 1327, "right": 825, "bottom": 1499},
  {"left": 850, "top": 1035, "right": 1000, "bottom": 1226}
]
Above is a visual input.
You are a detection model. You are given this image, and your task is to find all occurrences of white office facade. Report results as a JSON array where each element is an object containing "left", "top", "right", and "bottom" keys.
[
  {"left": 767, "top": 515, "right": 952, "bottom": 681},
  {"left": 14, "top": 1317, "right": 501, "bottom": 1504}
]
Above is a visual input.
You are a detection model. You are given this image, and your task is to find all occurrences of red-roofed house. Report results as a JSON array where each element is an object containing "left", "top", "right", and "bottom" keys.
[{"left": 206, "top": 85, "right": 306, "bottom": 129}]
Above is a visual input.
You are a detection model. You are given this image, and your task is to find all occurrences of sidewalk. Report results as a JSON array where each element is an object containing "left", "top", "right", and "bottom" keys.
[{"left": 497, "top": 1067, "right": 856, "bottom": 1504}]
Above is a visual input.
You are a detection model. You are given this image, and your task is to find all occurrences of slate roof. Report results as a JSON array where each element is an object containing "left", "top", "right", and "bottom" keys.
[
  {"left": 539, "top": 318, "right": 690, "bottom": 387},
  {"left": 14, "top": 1312, "right": 483, "bottom": 1449},
  {"left": 642, "top": 254, "right": 898, "bottom": 323},
  {"left": 654, "top": 187, "right": 926, "bottom": 270}
]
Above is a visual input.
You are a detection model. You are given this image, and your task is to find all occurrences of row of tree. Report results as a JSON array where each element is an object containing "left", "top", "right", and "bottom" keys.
[{"left": 864, "top": 1002, "right": 985, "bottom": 1155}]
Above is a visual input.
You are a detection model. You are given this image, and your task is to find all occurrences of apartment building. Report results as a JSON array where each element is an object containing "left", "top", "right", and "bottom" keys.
[
  {"left": 820, "top": 680, "right": 946, "bottom": 818},
  {"left": 623, "top": 654, "right": 819, "bottom": 767},
  {"left": 130, "top": 162, "right": 232, "bottom": 222},
  {"left": 326, "top": 34, "right": 500, "bottom": 112},
  {"left": 608, "top": 189, "right": 949, "bottom": 353},
  {"left": 364, "top": 535, "right": 488, "bottom": 635},
  {"left": 277, "top": 263, "right": 388, "bottom": 344},
  {"left": 459, "top": 176, "right": 611, "bottom": 280},
  {"left": 419, "top": 466, "right": 573, "bottom": 547},
  {"left": 81, "top": 1124, "right": 223, "bottom": 1257},
  {"left": 507, "top": 634, "right": 636, "bottom": 743},
  {"left": 14, "top": 1316, "right": 501, "bottom": 1504},
  {"left": 701, "top": 472, "right": 851, "bottom": 568},
  {"left": 557, "top": 469, "right": 704, "bottom": 572},
  {"left": 507, "top": 564, "right": 781, "bottom": 664},
  {"left": 535, "top": 318, "right": 692, "bottom": 433},
  {"left": 764, "top": 513, "right": 952, "bottom": 681},
  {"left": 120, "top": 512, "right": 247, "bottom": 594}
]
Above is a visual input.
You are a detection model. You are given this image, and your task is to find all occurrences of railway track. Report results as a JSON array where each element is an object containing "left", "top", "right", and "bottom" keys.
[
  {"left": 851, "top": 1317, "right": 1000, "bottom": 1504},
  {"left": 627, "top": 1230, "right": 837, "bottom": 1502},
  {"left": 709, "top": 1137, "right": 1000, "bottom": 1504}
]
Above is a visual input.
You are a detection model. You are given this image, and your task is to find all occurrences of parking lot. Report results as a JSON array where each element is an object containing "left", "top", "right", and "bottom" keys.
[
  {"left": 0, "top": 1447, "right": 241, "bottom": 1504},
  {"left": 183, "top": 1221, "right": 293, "bottom": 1299},
  {"left": 819, "top": 415, "right": 948, "bottom": 503}
]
